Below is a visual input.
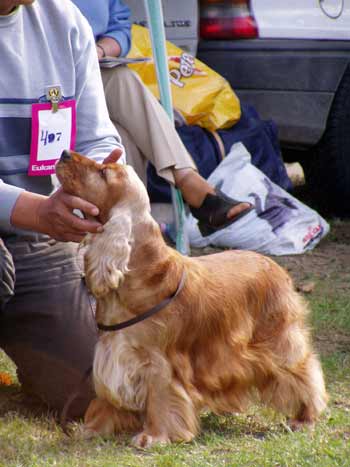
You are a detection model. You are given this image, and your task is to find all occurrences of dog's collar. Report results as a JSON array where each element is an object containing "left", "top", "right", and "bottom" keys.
[
  {"left": 97, "top": 269, "right": 186, "bottom": 332},
  {"left": 61, "top": 271, "right": 186, "bottom": 435}
]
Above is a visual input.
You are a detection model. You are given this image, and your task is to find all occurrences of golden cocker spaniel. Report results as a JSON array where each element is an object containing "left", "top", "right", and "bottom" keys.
[{"left": 56, "top": 150, "right": 327, "bottom": 448}]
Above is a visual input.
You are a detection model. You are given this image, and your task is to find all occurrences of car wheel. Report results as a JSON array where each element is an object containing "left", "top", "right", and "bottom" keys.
[{"left": 304, "top": 64, "right": 350, "bottom": 217}]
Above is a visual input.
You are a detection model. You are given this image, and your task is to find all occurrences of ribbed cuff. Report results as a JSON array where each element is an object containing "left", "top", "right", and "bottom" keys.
[{"left": 0, "top": 182, "right": 24, "bottom": 231}]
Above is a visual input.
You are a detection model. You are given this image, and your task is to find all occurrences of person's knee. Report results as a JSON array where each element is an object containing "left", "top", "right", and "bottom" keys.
[
  {"left": 0, "top": 238, "right": 15, "bottom": 311},
  {"left": 102, "top": 65, "right": 144, "bottom": 96}
]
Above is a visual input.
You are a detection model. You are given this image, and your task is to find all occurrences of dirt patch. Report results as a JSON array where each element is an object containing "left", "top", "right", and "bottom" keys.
[
  {"left": 314, "top": 331, "right": 350, "bottom": 356},
  {"left": 273, "top": 220, "right": 350, "bottom": 287},
  {"left": 192, "top": 220, "right": 350, "bottom": 288}
]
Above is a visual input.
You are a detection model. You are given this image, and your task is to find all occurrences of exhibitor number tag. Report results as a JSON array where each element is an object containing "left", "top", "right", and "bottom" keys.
[{"left": 28, "top": 100, "right": 76, "bottom": 176}]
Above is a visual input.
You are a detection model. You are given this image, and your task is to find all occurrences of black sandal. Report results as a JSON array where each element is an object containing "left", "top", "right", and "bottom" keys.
[{"left": 190, "top": 189, "right": 254, "bottom": 237}]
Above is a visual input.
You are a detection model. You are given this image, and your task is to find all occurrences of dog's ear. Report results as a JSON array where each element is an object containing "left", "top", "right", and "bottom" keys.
[{"left": 83, "top": 212, "right": 133, "bottom": 298}]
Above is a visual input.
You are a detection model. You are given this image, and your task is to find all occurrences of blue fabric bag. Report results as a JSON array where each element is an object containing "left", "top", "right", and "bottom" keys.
[{"left": 147, "top": 103, "right": 292, "bottom": 203}]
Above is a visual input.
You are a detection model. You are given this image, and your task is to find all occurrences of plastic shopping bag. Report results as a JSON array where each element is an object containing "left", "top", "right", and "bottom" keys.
[
  {"left": 127, "top": 25, "right": 241, "bottom": 131},
  {"left": 186, "top": 143, "right": 330, "bottom": 255}
]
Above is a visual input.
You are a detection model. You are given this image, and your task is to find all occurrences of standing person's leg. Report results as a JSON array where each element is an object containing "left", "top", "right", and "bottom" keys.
[{"left": 0, "top": 233, "right": 97, "bottom": 418}]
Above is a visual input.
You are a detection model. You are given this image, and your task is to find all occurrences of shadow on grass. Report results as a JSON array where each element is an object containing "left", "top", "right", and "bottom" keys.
[{"left": 0, "top": 383, "right": 57, "bottom": 418}]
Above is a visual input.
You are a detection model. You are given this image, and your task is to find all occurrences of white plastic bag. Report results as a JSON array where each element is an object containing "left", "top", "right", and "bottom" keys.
[{"left": 186, "top": 143, "right": 329, "bottom": 255}]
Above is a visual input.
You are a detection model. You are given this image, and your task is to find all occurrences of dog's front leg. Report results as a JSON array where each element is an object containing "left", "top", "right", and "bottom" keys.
[
  {"left": 81, "top": 398, "right": 142, "bottom": 439},
  {"left": 132, "top": 378, "right": 199, "bottom": 448}
]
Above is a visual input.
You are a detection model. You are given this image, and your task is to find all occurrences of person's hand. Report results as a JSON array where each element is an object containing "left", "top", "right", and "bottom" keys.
[
  {"left": 96, "top": 38, "right": 122, "bottom": 60},
  {"left": 11, "top": 147, "right": 124, "bottom": 242},
  {"left": 36, "top": 147, "right": 124, "bottom": 241},
  {"left": 103, "top": 147, "right": 124, "bottom": 164},
  {"left": 36, "top": 188, "right": 103, "bottom": 243},
  {"left": 96, "top": 44, "right": 105, "bottom": 60}
]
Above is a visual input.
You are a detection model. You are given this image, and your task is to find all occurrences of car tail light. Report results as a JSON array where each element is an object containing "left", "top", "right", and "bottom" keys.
[{"left": 200, "top": 0, "right": 258, "bottom": 39}]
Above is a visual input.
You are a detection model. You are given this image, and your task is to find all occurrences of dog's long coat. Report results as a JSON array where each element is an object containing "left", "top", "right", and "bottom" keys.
[{"left": 56, "top": 151, "right": 327, "bottom": 447}]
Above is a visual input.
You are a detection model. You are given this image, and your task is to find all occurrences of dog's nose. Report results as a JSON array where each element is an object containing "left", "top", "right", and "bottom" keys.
[{"left": 60, "top": 150, "right": 71, "bottom": 162}]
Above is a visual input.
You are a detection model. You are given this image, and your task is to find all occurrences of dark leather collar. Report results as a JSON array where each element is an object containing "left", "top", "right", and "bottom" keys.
[
  {"left": 97, "top": 269, "right": 186, "bottom": 332},
  {"left": 61, "top": 270, "right": 186, "bottom": 436}
]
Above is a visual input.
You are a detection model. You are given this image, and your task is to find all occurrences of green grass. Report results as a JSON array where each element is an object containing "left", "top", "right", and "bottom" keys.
[
  {"left": 310, "top": 293, "right": 350, "bottom": 334},
  {"left": 0, "top": 398, "right": 349, "bottom": 467},
  {"left": 1, "top": 254, "right": 350, "bottom": 467},
  {"left": 1, "top": 340, "right": 349, "bottom": 466}
]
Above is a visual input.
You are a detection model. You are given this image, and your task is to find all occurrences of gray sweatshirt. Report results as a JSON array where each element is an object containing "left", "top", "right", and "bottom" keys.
[{"left": 0, "top": 0, "right": 125, "bottom": 234}]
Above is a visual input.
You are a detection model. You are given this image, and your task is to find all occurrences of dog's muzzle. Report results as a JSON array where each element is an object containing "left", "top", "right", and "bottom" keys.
[{"left": 60, "top": 150, "right": 71, "bottom": 162}]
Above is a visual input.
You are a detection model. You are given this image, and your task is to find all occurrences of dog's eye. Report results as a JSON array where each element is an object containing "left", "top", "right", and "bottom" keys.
[{"left": 100, "top": 168, "right": 108, "bottom": 179}]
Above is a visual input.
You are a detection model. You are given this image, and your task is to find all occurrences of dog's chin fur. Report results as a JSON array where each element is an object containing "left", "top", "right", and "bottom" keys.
[{"left": 57, "top": 152, "right": 328, "bottom": 448}]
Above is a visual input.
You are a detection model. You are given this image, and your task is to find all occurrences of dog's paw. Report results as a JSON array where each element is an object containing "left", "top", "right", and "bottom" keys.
[
  {"left": 132, "top": 431, "right": 170, "bottom": 448},
  {"left": 287, "top": 419, "right": 315, "bottom": 432}
]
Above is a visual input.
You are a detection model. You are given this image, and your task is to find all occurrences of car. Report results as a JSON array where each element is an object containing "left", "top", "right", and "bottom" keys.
[
  {"left": 126, "top": 0, "right": 199, "bottom": 55},
  {"left": 125, "top": 0, "right": 350, "bottom": 216}
]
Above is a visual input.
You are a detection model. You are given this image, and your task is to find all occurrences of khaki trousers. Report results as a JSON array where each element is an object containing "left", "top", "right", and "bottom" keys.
[
  {"left": 0, "top": 235, "right": 96, "bottom": 418},
  {"left": 101, "top": 66, "right": 196, "bottom": 187}
]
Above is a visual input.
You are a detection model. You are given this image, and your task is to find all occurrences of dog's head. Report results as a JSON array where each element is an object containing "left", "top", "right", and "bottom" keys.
[
  {"left": 56, "top": 150, "right": 152, "bottom": 297},
  {"left": 56, "top": 150, "right": 150, "bottom": 223}
]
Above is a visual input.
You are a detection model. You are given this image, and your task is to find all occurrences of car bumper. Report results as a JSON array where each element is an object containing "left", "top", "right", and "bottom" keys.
[{"left": 198, "top": 39, "right": 350, "bottom": 146}]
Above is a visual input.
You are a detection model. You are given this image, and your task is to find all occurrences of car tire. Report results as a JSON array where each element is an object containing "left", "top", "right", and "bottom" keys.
[{"left": 304, "top": 64, "right": 350, "bottom": 217}]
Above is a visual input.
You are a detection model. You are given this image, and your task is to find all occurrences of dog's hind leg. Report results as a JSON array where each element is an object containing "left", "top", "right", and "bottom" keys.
[
  {"left": 259, "top": 351, "right": 328, "bottom": 428},
  {"left": 81, "top": 398, "right": 142, "bottom": 439},
  {"left": 287, "top": 352, "right": 328, "bottom": 430},
  {"left": 132, "top": 378, "right": 199, "bottom": 448}
]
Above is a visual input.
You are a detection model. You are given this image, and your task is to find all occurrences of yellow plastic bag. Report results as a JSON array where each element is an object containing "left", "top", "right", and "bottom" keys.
[{"left": 127, "top": 25, "right": 241, "bottom": 131}]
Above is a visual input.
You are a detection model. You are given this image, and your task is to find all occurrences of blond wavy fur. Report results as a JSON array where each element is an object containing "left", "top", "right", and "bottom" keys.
[
  {"left": 56, "top": 151, "right": 328, "bottom": 448},
  {"left": 83, "top": 211, "right": 132, "bottom": 298}
]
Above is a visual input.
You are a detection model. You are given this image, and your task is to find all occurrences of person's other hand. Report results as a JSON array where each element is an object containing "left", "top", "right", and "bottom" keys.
[
  {"left": 96, "top": 38, "right": 121, "bottom": 60},
  {"left": 96, "top": 44, "right": 105, "bottom": 60},
  {"left": 103, "top": 147, "right": 124, "bottom": 164},
  {"left": 36, "top": 188, "right": 103, "bottom": 242}
]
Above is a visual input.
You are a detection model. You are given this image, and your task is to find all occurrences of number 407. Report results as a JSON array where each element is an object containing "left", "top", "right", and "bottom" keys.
[{"left": 40, "top": 130, "right": 62, "bottom": 146}]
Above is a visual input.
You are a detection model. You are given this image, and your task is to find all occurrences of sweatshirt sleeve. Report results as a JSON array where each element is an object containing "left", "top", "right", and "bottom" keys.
[
  {"left": 72, "top": 14, "right": 126, "bottom": 165},
  {"left": 102, "top": 0, "right": 131, "bottom": 57},
  {"left": 0, "top": 181, "right": 24, "bottom": 231}
]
